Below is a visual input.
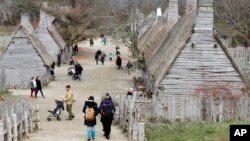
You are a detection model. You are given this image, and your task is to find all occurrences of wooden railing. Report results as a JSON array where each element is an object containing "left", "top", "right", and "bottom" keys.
[{"left": 0, "top": 99, "right": 40, "bottom": 141}]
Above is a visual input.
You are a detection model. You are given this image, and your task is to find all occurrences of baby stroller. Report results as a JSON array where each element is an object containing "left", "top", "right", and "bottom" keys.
[
  {"left": 68, "top": 67, "right": 75, "bottom": 76},
  {"left": 72, "top": 71, "right": 81, "bottom": 80},
  {"left": 47, "top": 100, "right": 64, "bottom": 121}
]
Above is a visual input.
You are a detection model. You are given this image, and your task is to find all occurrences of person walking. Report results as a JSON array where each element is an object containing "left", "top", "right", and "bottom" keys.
[
  {"left": 30, "top": 77, "right": 37, "bottom": 98},
  {"left": 99, "top": 93, "right": 116, "bottom": 140},
  {"left": 102, "top": 36, "right": 107, "bottom": 45},
  {"left": 115, "top": 46, "right": 120, "bottom": 55},
  {"left": 82, "top": 96, "right": 98, "bottom": 141},
  {"left": 116, "top": 55, "right": 122, "bottom": 70},
  {"left": 101, "top": 52, "right": 106, "bottom": 65},
  {"left": 109, "top": 52, "right": 113, "bottom": 61},
  {"left": 36, "top": 76, "right": 45, "bottom": 98},
  {"left": 64, "top": 85, "right": 75, "bottom": 120},
  {"left": 73, "top": 44, "right": 79, "bottom": 54},
  {"left": 57, "top": 53, "right": 61, "bottom": 67},
  {"left": 90, "top": 38, "right": 94, "bottom": 47},
  {"left": 126, "top": 61, "right": 133, "bottom": 75},
  {"left": 95, "top": 52, "right": 99, "bottom": 65},
  {"left": 51, "top": 61, "right": 55, "bottom": 70}
]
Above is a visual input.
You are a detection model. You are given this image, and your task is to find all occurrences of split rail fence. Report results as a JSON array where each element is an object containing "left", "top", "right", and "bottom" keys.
[{"left": 0, "top": 99, "right": 40, "bottom": 141}]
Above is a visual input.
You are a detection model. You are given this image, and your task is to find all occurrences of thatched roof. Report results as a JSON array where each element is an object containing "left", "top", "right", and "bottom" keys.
[
  {"left": 147, "top": 6, "right": 197, "bottom": 86},
  {"left": 3, "top": 13, "right": 53, "bottom": 66},
  {"left": 37, "top": 10, "right": 66, "bottom": 50},
  {"left": 147, "top": 3, "right": 247, "bottom": 88}
]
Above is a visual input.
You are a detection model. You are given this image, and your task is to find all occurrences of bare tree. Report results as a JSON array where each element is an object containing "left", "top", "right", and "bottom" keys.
[
  {"left": 104, "top": 0, "right": 164, "bottom": 66},
  {"left": 215, "top": 0, "right": 250, "bottom": 46}
]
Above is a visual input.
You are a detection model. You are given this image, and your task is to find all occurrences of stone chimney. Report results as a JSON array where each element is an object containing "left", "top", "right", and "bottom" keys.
[{"left": 21, "top": 13, "right": 31, "bottom": 24}]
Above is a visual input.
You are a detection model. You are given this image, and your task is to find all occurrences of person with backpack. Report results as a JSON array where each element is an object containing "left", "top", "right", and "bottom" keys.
[
  {"left": 82, "top": 96, "right": 98, "bottom": 141},
  {"left": 99, "top": 93, "right": 116, "bottom": 140}
]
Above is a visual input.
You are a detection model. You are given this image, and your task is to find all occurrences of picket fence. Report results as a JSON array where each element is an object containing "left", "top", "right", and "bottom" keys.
[{"left": 0, "top": 98, "right": 40, "bottom": 141}]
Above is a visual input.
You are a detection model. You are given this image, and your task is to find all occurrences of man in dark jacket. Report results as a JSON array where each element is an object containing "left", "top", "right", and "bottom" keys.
[
  {"left": 83, "top": 96, "right": 98, "bottom": 141},
  {"left": 57, "top": 53, "right": 61, "bottom": 67},
  {"left": 126, "top": 61, "right": 133, "bottom": 75},
  {"left": 35, "top": 76, "right": 45, "bottom": 98},
  {"left": 99, "top": 93, "right": 116, "bottom": 140},
  {"left": 75, "top": 63, "right": 83, "bottom": 80}
]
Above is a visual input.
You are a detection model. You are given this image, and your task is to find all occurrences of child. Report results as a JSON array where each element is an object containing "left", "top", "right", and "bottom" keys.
[{"left": 109, "top": 52, "right": 113, "bottom": 61}]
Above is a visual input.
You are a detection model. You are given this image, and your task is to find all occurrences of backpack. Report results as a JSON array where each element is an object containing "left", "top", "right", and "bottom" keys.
[
  {"left": 85, "top": 106, "right": 95, "bottom": 121},
  {"left": 102, "top": 102, "right": 114, "bottom": 119}
]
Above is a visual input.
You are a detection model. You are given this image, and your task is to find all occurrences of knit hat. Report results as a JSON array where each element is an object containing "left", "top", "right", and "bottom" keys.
[{"left": 88, "top": 96, "right": 94, "bottom": 101}]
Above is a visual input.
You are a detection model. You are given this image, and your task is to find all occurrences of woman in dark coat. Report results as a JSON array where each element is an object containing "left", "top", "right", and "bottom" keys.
[
  {"left": 36, "top": 76, "right": 45, "bottom": 98},
  {"left": 82, "top": 96, "right": 99, "bottom": 141},
  {"left": 116, "top": 55, "right": 122, "bottom": 70}
]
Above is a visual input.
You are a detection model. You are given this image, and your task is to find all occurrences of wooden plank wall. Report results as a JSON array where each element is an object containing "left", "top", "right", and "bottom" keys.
[
  {"left": 228, "top": 47, "right": 250, "bottom": 80},
  {"left": 1, "top": 29, "right": 49, "bottom": 89}
]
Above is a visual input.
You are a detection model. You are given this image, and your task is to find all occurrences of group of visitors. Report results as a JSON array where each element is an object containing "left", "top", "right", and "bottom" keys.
[
  {"left": 63, "top": 85, "right": 116, "bottom": 140},
  {"left": 95, "top": 49, "right": 106, "bottom": 65},
  {"left": 30, "top": 76, "right": 45, "bottom": 98}
]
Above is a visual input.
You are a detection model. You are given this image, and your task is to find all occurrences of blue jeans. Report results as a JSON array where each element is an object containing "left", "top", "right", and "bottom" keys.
[{"left": 87, "top": 126, "right": 95, "bottom": 140}]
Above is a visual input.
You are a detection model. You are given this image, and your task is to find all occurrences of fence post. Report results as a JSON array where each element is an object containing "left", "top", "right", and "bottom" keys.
[
  {"left": 7, "top": 116, "right": 13, "bottom": 141},
  {"left": 129, "top": 92, "right": 136, "bottom": 140},
  {"left": 34, "top": 105, "right": 40, "bottom": 129},
  {"left": 28, "top": 111, "right": 33, "bottom": 132},
  {"left": 24, "top": 111, "right": 29, "bottom": 135},
  {"left": 0, "top": 120, "right": 4, "bottom": 141},
  {"left": 132, "top": 126, "right": 138, "bottom": 141},
  {"left": 12, "top": 113, "right": 18, "bottom": 141},
  {"left": 138, "top": 123, "right": 145, "bottom": 141}
]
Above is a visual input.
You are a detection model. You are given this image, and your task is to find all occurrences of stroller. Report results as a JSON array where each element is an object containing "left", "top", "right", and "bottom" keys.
[
  {"left": 47, "top": 100, "right": 64, "bottom": 121},
  {"left": 68, "top": 67, "right": 75, "bottom": 76}
]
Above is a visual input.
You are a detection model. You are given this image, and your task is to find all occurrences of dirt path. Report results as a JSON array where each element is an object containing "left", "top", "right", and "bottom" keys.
[{"left": 12, "top": 37, "right": 134, "bottom": 141}]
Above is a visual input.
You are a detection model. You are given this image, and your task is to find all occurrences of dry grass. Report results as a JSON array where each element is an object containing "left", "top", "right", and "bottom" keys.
[{"left": 0, "top": 26, "right": 17, "bottom": 33}]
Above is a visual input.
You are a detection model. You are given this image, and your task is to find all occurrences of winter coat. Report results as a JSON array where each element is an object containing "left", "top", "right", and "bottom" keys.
[
  {"left": 64, "top": 90, "right": 73, "bottom": 105},
  {"left": 99, "top": 98, "right": 116, "bottom": 120},
  {"left": 82, "top": 101, "right": 99, "bottom": 126},
  {"left": 36, "top": 79, "right": 42, "bottom": 90},
  {"left": 116, "top": 56, "right": 122, "bottom": 66}
]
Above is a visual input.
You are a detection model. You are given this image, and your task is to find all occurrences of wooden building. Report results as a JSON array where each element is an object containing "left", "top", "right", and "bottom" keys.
[
  {"left": 36, "top": 10, "right": 67, "bottom": 62},
  {"left": 0, "top": 13, "right": 53, "bottom": 89},
  {"left": 144, "top": 1, "right": 248, "bottom": 121}
]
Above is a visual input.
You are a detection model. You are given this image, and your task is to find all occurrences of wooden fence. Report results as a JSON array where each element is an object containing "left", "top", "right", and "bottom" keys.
[
  {"left": 228, "top": 47, "right": 250, "bottom": 80},
  {"left": 0, "top": 98, "right": 40, "bottom": 141},
  {"left": 115, "top": 93, "right": 152, "bottom": 141}
]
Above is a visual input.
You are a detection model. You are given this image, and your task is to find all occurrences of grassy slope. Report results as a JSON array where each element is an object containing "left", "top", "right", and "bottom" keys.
[{"left": 146, "top": 121, "right": 250, "bottom": 141}]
